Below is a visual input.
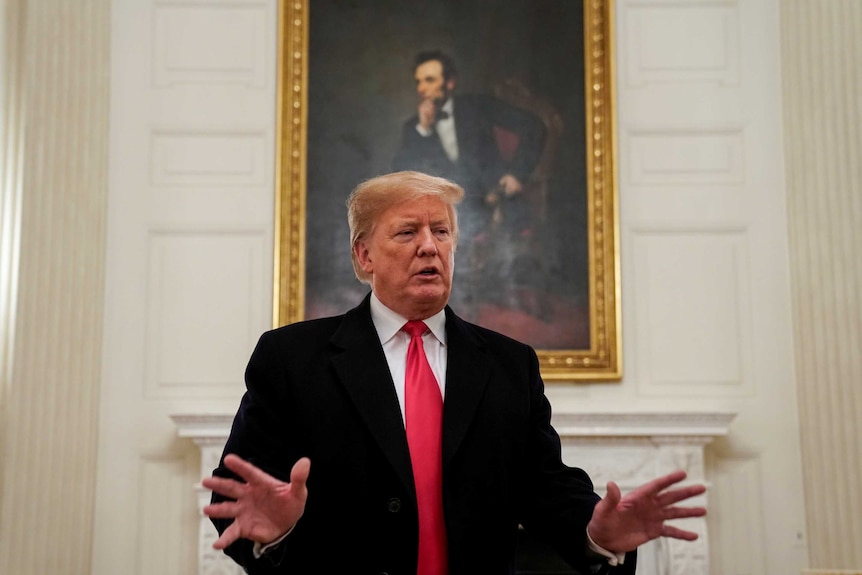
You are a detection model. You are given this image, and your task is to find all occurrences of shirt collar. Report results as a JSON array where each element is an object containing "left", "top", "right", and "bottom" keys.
[
  {"left": 441, "top": 97, "right": 454, "bottom": 116},
  {"left": 369, "top": 292, "right": 447, "bottom": 345}
]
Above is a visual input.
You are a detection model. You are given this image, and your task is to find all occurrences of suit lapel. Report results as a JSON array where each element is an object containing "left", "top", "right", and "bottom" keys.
[
  {"left": 329, "top": 297, "right": 416, "bottom": 496},
  {"left": 328, "top": 300, "right": 492, "bottom": 490},
  {"left": 441, "top": 307, "right": 491, "bottom": 465}
]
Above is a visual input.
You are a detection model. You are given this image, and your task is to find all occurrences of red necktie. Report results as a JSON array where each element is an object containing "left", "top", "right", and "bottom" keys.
[{"left": 403, "top": 320, "right": 447, "bottom": 575}]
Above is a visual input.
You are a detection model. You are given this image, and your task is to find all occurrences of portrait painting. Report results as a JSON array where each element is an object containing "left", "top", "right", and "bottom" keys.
[{"left": 275, "top": 0, "right": 620, "bottom": 380}]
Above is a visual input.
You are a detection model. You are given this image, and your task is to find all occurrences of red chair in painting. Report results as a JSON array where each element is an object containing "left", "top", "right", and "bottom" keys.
[{"left": 470, "top": 78, "right": 564, "bottom": 320}]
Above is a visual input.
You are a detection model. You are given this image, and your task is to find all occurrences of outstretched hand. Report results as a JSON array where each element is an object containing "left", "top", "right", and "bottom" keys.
[
  {"left": 587, "top": 470, "right": 706, "bottom": 554},
  {"left": 202, "top": 454, "right": 310, "bottom": 550}
]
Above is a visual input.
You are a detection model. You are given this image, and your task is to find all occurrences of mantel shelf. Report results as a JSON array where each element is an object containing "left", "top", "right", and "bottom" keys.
[{"left": 171, "top": 410, "right": 736, "bottom": 440}]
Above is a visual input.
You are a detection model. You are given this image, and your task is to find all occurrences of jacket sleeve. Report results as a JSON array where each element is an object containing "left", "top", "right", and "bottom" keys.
[
  {"left": 518, "top": 347, "right": 637, "bottom": 575},
  {"left": 209, "top": 330, "right": 308, "bottom": 574}
]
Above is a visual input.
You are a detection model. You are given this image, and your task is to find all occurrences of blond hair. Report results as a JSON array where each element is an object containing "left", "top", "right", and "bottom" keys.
[{"left": 347, "top": 171, "right": 464, "bottom": 284}]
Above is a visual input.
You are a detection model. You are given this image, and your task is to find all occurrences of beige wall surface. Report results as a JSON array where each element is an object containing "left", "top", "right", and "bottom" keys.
[
  {"left": 0, "top": 0, "right": 110, "bottom": 573},
  {"left": 781, "top": 0, "right": 862, "bottom": 571}
]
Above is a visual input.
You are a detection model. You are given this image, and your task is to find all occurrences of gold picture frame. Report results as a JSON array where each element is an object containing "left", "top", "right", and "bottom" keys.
[{"left": 274, "top": 0, "right": 620, "bottom": 381}]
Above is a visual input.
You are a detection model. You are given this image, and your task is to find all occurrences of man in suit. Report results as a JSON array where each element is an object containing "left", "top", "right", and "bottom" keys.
[
  {"left": 203, "top": 171, "right": 706, "bottom": 574},
  {"left": 393, "top": 51, "right": 546, "bottom": 310},
  {"left": 392, "top": 51, "right": 544, "bottom": 217}
]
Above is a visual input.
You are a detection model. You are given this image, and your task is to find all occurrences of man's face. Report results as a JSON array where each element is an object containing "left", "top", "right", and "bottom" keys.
[
  {"left": 354, "top": 195, "right": 456, "bottom": 319},
  {"left": 414, "top": 60, "right": 455, "bottom": 106}
]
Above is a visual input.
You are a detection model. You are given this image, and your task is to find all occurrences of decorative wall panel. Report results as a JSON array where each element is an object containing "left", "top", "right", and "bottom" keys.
[
  {"left": 146, "top": 232, "right": 267, "bottom": 396},
  {"left": 624, "top": 2, "right": 740, "bottom": 86},
  {"left": 153, "top": 3, "right": 269, "bottom": 87},
  {"left": 150, "top": 130, "right": 268, "bottom": 187},
  {"left": 632, "top": 230, "right": 752, "bottom": 394},
  {"left": 627, "top": 129, "right": 745, "bottom": 186}
]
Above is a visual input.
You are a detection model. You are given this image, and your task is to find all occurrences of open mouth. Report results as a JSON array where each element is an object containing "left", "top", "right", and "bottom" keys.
[{"left": 417, "top": 267, "right": 438, "bottom": 277}]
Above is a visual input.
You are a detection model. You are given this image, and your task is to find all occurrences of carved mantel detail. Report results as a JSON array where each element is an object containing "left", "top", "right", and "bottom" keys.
[
  {"left": 171, "top": 415, "right": 242, "bottom": 575},
  {"left": 552, "top": 411, "right": 735, "bottom": 575},
  {"left": 172, "top": 411, "right": 735, "bottom": 575}
]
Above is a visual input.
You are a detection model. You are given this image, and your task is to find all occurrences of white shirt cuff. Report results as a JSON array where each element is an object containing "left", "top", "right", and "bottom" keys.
[
  {"left": 586, "top": 529, "right": 626, "bottom": 567},
  {"left": 251, "top": 525, "right": 294, "bottom": 559},
  {"left": 415, "top": 124, "right": 434, "bottom": 137}
]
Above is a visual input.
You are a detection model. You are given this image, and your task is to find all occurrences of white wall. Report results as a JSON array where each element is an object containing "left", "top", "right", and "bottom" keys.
[
  {"left": 93, "top": 1, "right": 808, "bottom": 574},
  {"left": 93, "top": 1, "right": 277, "bottom": 572}
]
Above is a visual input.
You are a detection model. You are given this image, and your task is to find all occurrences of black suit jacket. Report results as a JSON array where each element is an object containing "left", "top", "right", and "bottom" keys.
[{"left": 212, "top": 295, "right": 636, "bottom": 574}]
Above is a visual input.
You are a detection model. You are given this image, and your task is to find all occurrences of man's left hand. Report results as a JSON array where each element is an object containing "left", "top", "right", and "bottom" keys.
[{"left": 586, "top": 470, "right": 707, "bottom": 554}]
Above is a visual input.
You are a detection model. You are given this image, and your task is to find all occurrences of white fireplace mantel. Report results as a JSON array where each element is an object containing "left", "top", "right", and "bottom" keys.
[
  {"left": 172, "top": 410, "right": 735, "bottom": 575},
  {"left": 551, "top": 411, "right": 735, "bottom": 439}
]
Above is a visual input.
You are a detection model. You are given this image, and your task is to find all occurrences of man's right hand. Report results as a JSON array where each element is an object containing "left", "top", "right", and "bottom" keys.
[
  {"left": 203, "top": 454, "right": 311, "bottom": 550},
  {"left": 418, "top": 98, "right": 437, "bottom": 130}
]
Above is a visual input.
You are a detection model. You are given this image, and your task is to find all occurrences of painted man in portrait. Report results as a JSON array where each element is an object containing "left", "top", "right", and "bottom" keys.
[{"left": 393, "top": 50, "right": 548, "bottom": 315}]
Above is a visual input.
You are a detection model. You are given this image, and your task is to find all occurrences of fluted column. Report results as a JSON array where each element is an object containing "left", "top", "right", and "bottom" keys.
[
  {"left": 781, "top": 1, "right": 862, "bottom": 571},
  {"left": 0, "top": 0, "right": 110, "bottom": 573}
]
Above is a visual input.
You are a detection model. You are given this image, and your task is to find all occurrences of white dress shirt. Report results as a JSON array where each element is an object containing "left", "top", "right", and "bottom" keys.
[
  {"left": 369, "top": 292, "right": 447, "bottom": 423},
  {"left": 415, "top": 97, "right": 459, "bottom": 162}
]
